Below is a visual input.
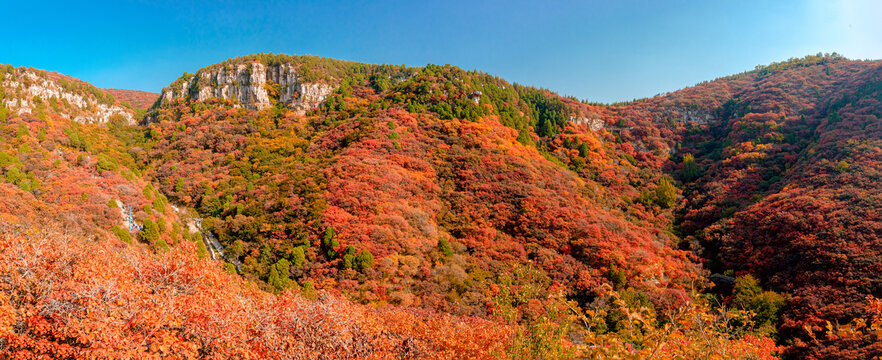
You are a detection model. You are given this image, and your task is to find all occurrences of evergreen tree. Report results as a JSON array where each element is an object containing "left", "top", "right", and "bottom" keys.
[
  {"left": 323, "top": 227, "right": 340, "bottom": 258},
  {"left": 578, "top": 142, "right": 591, "bottom": 158},
  {"left": 111, "top": 225, "right": 132, "bottom": 244},
  {"left": 322, "top": 226, "right": 336, "bottom": 246},
  {"left": 268, "top": 259, "right": 291, "bottom": 291},
  {"left": 438, "top": 238, "right": 453, "bottom": 257},
  {"left": 139, "top": 219, "right": 160, "bottom": 243},
  {"left": 342, "top": 245, "right": 357, "bottom": 269},
  {"left": 196, "top": 238, "right": 209, "bottom": 259},
  {"left": 155, "top": 237, "right": 169, "bottom": 251},
  {"left": 291, "top": 246, "right": 306, "bottom": 267},
  {"left": 301, "top": 280, "right": 318, "bottom": 300},
  {"left": 733, "top": 275, "right": 785, "bottom": 328},
  {"left": 355, "top": 249, "right": 374, "bottom": 270},
  {"left": 607, "top": 265, "right": 627, "bottom": 290}
]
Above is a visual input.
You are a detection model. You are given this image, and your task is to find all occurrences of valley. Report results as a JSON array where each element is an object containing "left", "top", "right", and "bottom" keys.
[{"left": 1, "top": 53, "right": 880, "bottom": 359}]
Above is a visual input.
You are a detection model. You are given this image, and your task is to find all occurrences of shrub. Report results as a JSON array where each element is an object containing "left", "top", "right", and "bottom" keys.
[
  {"left": 96, "top": 154, "right": 118, "bottom": 172},
  {"left": 438, "top": 238, "right": 453, "bottom": 257},
  {"left": 655, "top": 177, "right": 677, "bottom": 208},
  {"left": 111, "top": 225, "right": 132, "bottom": 244},
  {"left": 139, "top": 219, "right": 159, "bottom": 243},
  {"left": 834, "top": 160, "right": 850, "bottom": 174},
  {"left": 355, "top": 249, "right": 374, "bottom": 270}
]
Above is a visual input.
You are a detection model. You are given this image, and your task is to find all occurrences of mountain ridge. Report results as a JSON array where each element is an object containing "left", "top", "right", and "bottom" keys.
[{"left": 1, "top": 53, "right": 881, "bottom": 359}]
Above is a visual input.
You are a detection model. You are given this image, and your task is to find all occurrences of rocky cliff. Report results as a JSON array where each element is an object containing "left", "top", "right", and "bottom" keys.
[
  {"left": 1, "top": 67, "right": 135, "bottom": 125},
  {"left": 157, "top": 61, "right": 335, "bottom": 112}
]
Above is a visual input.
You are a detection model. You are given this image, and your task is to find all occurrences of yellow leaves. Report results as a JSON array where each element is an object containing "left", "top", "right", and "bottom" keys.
[
  {"left": 804, "top": 323, "right": 817, "bottom": 340},
  {"left": 870, "top": 322, "right": 882, "bottom": 338},
  {"left": 566, "top": 286, "right": 782, "bottom": 360},
  {"left": 822, "top": 311, "right": 882, "bottom": 342}
]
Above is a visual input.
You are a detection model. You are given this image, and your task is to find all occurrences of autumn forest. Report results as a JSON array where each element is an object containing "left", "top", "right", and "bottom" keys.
[{"left": 1, "top": 52, "right": 881, "bottom": 359}]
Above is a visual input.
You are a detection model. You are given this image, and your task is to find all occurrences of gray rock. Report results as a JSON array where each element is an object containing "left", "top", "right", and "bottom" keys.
[
  {"left": 159, "top": 62, "right": 335, "bottom": 111},
  {"left": 1, "top": 70, "right": 135, "bottom": 125}
]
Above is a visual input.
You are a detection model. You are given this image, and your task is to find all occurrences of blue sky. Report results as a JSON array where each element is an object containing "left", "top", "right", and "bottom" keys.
[{"left": 2, "top": 0, "right": 880, "bottom": 103}]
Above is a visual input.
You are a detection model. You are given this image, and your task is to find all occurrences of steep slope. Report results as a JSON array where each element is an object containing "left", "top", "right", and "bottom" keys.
[
  {"left": 693, "top": 59, "right": 882, "bottom": 360},
  {"left": 1, "top": 66, "right": 135, "bottom": 125},
  {"left": 0, "top": 64, "right": 182, "bottom": 243},
  {"left": 0, "top": 59, "right": 781, "bottom": 359},
  {"left": 153, "top": 54, "right": 365, "bottom": 112},
  {"left": 143, "top": 55, "right": 699, "bottom": 319},
  {"left": 611, "top": 54, "right": 882, "bottom": 359},
  {"left": 0, "top": 60, "right": 515, "bottom": 360}
]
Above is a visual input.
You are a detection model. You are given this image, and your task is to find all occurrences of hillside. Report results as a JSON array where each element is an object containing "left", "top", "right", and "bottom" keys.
[
  {"left": 0, "top": 63, "right": 511, "bottom": 359},
  {"left": 571, "top": 54, "right": 882, "bottom": 359},
  {"left": 663, "top": 55, "right": 882, "bottom": 359},
  {"left": 2, "top": 53, "right": 881, "bottom": 359},
  {"left": 143, "top": 55, "right": 705, "bottom": 319},
  {"left": 104, "top": 88, "right": 159, "bottom": 110},
  {"left": 1, "top": 66, "right": 135, "bottom": 125}
]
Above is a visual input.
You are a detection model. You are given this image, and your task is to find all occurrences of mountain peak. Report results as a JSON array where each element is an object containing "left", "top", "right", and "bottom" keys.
[
  {"left": 153, "top": 53, "right": 377, "bottom": 112},
  {"left": 0, "top": 65, "right": 136, "bottom": 125}
]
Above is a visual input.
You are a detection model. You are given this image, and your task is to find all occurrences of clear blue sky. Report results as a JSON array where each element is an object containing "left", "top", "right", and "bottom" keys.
[{"left": 2, "top": 0, "right": 879, "bottom": 103}]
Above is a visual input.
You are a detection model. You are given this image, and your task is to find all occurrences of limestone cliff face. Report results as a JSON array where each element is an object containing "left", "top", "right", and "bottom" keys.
[
  {"left": 158, "top": 62, "right": 335, "bottom": 111},
  {"left": 569, "top": 115, "right": 606, "bottom": 131},
  {"left": 1, "top": 69, "right": 134, "bottom": 125}
]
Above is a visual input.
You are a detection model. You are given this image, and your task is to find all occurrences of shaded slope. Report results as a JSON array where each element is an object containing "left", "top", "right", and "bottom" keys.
[{"left": 620, "top": 55, "right": 882, "bottom": 359}]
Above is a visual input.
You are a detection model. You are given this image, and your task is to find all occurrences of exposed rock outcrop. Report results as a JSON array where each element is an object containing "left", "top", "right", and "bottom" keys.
[
  {"left": 569, "top": 115, "right": 606, "bottom": 131},
  {"left": 158, "top": 62, "right": 335, "bottom": 112},
  {"left": 1, "top": 69, "right": 135, "bottom": 125}
]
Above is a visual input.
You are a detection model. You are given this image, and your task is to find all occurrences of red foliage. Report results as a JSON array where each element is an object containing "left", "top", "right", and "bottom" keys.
[
  {"left": 104, "top": 89, "right": 160, "bottom": 110},
  {"left": 0, "top": 223, "right": 512, "bottom": 359}
]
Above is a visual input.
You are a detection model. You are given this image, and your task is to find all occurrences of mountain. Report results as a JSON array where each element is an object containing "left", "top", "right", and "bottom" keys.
[
  {"left": 144, "top": 54, "right": 697, "bottom": 317},
  {"left": 1, "top": 53, "right": 880, "bottom": 359},
  {"left": 1, "top": 66, "right": 135, "bottom": 125},
  {"left": 153, "top": 55, "right": 342, "bottom": 112},
  {"left": 103, "top": 88, "right": 159, "bottom": 110},
  {"left": 0, "top": 62, "right": 514, "bottom": 359},
  {"left": 666, "top": 55, "right": 882, "bottom": 359}
]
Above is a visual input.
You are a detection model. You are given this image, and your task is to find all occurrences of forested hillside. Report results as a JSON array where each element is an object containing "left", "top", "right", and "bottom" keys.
[
  {"left": 666, "top": 55, "right": 882, "bottom": 359},
  {"left": 143, "top": 56, "right": 697, "bottom": 319},
  {"left": 1, "top": 53, "right": 881, "bottom": 359},
  {"left": 103, "top": 88, "right": 159, "bottom": 110}
]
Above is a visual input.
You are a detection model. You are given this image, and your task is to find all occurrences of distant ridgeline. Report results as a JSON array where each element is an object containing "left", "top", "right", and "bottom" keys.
[{"left": 150, "top": 53, "right": 578, "bottom": 140}]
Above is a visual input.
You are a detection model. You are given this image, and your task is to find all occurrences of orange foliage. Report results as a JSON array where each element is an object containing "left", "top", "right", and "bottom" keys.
[{"left": 0, "top": 222, "right": 512, "bottom": 359}]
